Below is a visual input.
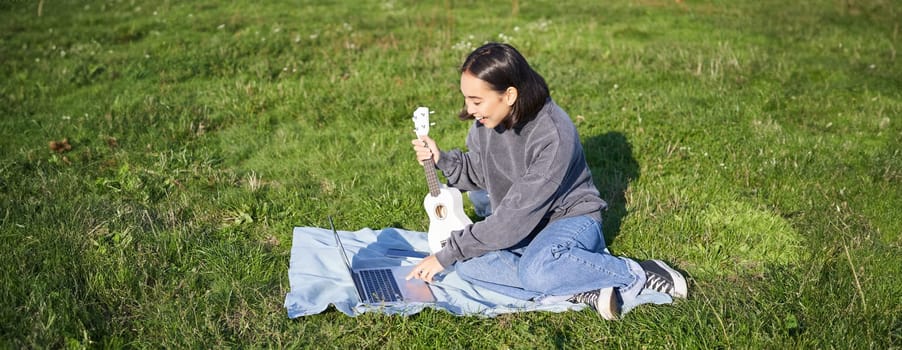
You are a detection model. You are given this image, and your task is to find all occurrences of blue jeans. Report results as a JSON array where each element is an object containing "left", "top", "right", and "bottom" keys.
[
  {"left": 467, "top": 190, "right": 493, "bottom": 217},
  {"left": 455, "top": 215, "right": 645, "bottom": 302},
  {"left": 457, "top": 191, "right": 672, "bottom": 311}
]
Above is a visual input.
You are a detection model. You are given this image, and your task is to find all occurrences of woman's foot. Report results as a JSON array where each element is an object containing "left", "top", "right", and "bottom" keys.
[
  {"left": 568, "top": 287, "right": 621, "bottom": 320},
  {"left": 639, "top": 260, "right": 688, "bottom": 298}
]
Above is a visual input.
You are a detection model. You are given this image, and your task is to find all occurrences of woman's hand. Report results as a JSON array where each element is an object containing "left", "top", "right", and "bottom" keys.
[
  {"left": 411, "top": 136, "right": 440, "bottom": 165},
  {"left": 405, "top": 255, "right": 445, "bottom": 283}
]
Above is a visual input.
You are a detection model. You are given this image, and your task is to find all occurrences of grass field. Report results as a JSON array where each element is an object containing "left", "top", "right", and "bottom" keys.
[{"left": 1, "top": 0, "right": 900, "bottom": 348}]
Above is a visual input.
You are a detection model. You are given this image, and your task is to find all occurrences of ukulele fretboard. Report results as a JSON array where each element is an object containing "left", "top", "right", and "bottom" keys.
[{"left": 422, "top": 158, "right": 441, "bottom": 197}]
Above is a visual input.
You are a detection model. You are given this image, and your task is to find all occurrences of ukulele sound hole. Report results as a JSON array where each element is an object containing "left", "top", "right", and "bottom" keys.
[{"left": 434, "top": 204, "right": 448, "bottom": 220}]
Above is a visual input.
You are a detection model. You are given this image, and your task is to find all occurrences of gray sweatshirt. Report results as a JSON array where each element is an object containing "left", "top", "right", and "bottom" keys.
[{"left": 434, "top": 99, "right": 608, "bottom": 267}]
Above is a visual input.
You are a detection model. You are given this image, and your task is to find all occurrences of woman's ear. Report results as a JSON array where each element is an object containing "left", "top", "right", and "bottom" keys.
[{"left": 505, "top": 87, "right": 518, "bottom": 106}]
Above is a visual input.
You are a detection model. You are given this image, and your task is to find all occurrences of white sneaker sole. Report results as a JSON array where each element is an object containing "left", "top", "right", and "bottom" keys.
[{"left": 596, "top": 287, "right": 621, "bottom": 321}]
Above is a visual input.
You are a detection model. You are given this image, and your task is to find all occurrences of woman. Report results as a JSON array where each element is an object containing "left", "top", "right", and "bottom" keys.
[{"left": 406, "top": 43, "right": 687, "bottom": 320}]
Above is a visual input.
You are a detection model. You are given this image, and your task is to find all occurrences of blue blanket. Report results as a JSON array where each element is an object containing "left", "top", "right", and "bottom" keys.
[{"left": 284, "top": 226, "right": 670, "bottom": 318}]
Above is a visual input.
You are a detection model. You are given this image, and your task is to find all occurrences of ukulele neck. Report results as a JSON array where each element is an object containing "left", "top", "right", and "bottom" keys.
[{"left": 422, "top": 158, "right": 441, "bottom": 197}]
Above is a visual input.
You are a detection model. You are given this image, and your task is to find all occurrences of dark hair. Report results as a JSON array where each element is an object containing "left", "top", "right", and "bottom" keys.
[{"left": 458, "top": 43, "right": 549, "bottom": 129}]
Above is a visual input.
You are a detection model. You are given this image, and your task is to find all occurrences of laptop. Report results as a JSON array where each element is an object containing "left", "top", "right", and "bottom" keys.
[{"left": 329, "top": 217, "right": 436, "bottom": 304}]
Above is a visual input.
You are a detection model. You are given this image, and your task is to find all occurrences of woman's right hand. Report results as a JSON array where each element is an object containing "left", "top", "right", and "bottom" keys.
[{"left": 411, "top": 136, "right": 440, "bottom": 165}]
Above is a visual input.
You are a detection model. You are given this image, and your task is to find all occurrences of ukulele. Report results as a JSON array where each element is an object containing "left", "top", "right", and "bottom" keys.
[{"left": 412, "top": 107, "right": 473, "bottom": 253}]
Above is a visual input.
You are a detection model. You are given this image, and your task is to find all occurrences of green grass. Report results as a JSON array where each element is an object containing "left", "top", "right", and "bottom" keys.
[{"left": 1, "top": 0, "right": 900, "bottom": 348}]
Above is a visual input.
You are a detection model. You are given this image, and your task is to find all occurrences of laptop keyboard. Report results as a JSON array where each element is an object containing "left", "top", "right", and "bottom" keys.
[{"left": 357, "top": 269, "right": 403, "bottom": 303}]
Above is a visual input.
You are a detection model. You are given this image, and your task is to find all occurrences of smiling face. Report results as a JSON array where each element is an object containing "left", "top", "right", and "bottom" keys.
[{"left": 460, "top": 71, "right": 518, "bottom": 129}]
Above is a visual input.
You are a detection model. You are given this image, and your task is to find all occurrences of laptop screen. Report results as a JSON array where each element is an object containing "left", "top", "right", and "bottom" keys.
[{"left": 329, "top": 216, "right": 354, "bottom": 271}]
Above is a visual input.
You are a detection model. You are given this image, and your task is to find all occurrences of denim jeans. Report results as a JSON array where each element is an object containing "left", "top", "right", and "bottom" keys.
[
  {"left": 455, "top": 214, "right": 648, "bottom": 302},
  {"left": 457, "top": 191, "right": 672, "bottom": 310},
  {"left": 467, "top": 190, "right": 493, "bottom": 217}
]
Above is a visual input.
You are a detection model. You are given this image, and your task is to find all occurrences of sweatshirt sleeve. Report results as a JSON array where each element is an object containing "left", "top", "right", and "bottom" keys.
[
  {"left": 435, "top": 124, "right": 485, "bottom": 191},
  {"left": 435, "top": 132, "right": 574, "bottom": 267}
]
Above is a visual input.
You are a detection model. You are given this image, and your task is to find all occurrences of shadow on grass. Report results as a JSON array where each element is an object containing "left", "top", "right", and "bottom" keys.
[{"left": 583, "top": 132, "right": 640, "bottom": 246}]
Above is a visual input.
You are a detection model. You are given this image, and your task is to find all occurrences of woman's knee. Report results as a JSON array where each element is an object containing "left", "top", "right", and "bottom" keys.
[{"left": 527, "top": 217, "right": 604, "bottom": 258}]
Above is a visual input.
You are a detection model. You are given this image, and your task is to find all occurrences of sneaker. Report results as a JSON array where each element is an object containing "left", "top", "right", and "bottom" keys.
[
  {"left": 568, "top": 287, "right": 621, "bottom": 320},
  {"left": 639, "top": 260, "right": 688, "bottom": 298}
]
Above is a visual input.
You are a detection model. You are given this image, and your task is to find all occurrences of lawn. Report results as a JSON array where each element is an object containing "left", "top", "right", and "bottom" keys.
[{"left": 1, "top": 0, "right": 899, "bottom": 348}]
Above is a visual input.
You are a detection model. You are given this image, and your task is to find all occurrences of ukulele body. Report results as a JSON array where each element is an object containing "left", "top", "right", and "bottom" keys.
[{"left": 422, "top": 185, "right": 473, "bottom": 253}]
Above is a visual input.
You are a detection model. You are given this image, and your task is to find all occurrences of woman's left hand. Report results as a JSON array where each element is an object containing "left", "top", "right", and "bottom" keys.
[{"left": 405, "top": 255, "right": 445, "bottom": 283}]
